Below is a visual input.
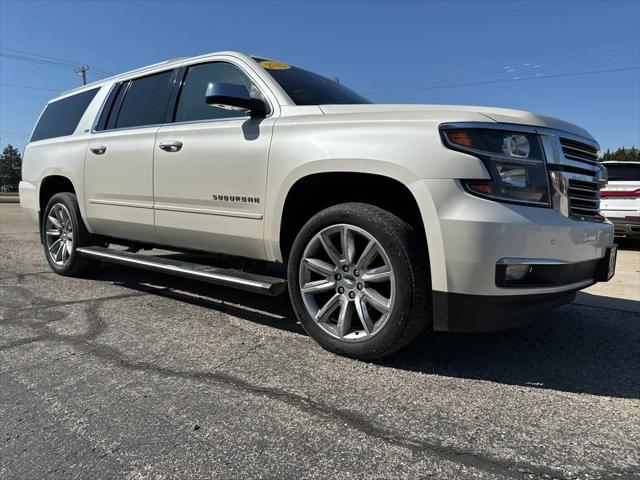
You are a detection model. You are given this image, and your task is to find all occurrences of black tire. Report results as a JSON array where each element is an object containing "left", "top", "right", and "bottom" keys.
[
  {"left": 287, "top": 203, "right": 431, "bottom": 360},
  {"left": 41, "top": 192, "right": 102, "bottom": 276}
]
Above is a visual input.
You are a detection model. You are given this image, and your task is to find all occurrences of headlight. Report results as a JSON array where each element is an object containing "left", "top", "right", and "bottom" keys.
[
  {"left": 502, "top": 134, "right": 530, "bottom": 158},
  {"left": 441, "top": 127, "right": 550, "bottom": 206}
]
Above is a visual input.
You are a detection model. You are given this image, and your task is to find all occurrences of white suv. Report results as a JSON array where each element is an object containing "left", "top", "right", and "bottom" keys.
[
  {"left": 19, "top": 51, "right": 616, "bottom": 359},
  {"left": 600, "top": 161, "right": 640, "bottom": 239}
]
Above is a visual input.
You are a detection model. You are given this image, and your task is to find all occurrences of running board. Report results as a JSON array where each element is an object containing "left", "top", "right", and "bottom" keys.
[{"left": 76, "top": 246, "right": 287, "bottom": 296}]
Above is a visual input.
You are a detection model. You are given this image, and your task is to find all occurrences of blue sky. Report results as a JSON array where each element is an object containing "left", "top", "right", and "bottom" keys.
[{"left": 1, "top": 0, "right": 638, "bottom": 152}]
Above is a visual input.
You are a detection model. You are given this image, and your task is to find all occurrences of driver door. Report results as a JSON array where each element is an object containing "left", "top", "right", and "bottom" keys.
[{"left": 153, "top": 61, "right": 276, "bottom": 259}]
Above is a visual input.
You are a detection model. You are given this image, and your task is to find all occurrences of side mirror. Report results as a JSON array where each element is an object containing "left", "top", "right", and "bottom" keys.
[{"left": 205, "top": 83, "right": 266, "bottom": 118}]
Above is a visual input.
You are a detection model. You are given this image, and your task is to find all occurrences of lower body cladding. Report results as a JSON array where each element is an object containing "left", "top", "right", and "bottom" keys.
[
  {"left": 410, "top": 179, "right": 616, "bottom": 333},
  {"left": 436, "top": 252, "right": 616, "bottom": 332}
]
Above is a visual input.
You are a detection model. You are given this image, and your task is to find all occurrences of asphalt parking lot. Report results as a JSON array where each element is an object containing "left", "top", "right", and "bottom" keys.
[{"left": 1, "top": 203, "right": 639, "bottom": 480}]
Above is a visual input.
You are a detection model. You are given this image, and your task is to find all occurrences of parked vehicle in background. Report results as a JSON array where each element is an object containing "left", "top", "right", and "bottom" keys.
[
  {"left": 19, "top": 51, "right": 617, "bottom": 359},
  {"left": 600, "top": 161, "right": 640, "bottom": 239}
]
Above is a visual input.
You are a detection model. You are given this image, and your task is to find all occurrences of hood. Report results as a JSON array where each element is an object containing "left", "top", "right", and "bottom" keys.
[{"left": 318, "top": 104, "right": 595, "bottom": 143}]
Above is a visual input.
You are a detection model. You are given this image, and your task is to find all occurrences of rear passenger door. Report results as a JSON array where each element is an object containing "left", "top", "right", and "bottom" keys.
[{"left": 85, "top": 69, "right": 177, "bottom": 243}]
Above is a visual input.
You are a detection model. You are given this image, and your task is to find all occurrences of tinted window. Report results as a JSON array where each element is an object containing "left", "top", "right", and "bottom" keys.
[
  {"left": 253, "top": 57, "right": 370, "bottom": 106},
  {"left": 106, "top": 84, "right": 127, "bottom": 130},
  {"left": 115, "top": 70, "right": 174, "bottom": 129},
  {"left": 174, "top": 62, "right": 258, "bottom": 122},
  {"left": 95, "top": 83, "right": 123, "bottom": 131},
  {"left": 31, "top": 88, "right": 99, "bottom": 142},
  {"left": 606, "top": 164, "right": 640, "bottom": 181}
]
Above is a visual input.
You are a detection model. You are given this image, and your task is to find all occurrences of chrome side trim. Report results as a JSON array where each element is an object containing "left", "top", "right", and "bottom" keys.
[
  {"left": 154, "top": 204, "right": 263, "bottom": 219},
  {"left": 496, "top": 257, "right": 567, "bottom": 265},
  {"left": 90, "top": 123, "right": 164, "bottom": 135},
  {"left": 89, "top": 199, "right": 263, "bottom": 219},
  {"left": 90, "top": 59, "right": 275, "bottom": 135},
  {"left": 495, "top": 279, "right": 595, "bottom": 295},
  {"left": 88, "top": 199, "right": 153, "bottom": 209},
  {"left": 162, "top": 115, "right": 250, "bottom": 128},
  {"left": 76, "top": 246, "right": 287, "bottom": 296}
]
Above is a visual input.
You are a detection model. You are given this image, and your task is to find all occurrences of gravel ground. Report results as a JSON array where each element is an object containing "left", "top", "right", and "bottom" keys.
[{"left": 1, "top": 204, "right": 639, "bottom": 479}]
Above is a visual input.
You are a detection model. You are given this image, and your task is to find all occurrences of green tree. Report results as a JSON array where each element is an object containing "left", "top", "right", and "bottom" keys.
[
  {"left": 0, "top": 144, "right": 22, "bottom": 192},
  {"left": 600, "top": 146, "right": 640, "bottom": 162}
]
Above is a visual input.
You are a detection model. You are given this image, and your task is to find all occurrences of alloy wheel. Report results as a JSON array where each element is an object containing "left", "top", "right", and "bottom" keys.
[
  {"left": 45, "top": 203, "right": 74, "bottom": 266},
  {"left": 298, "top": 224, "right": 396, "bottom": 341}
]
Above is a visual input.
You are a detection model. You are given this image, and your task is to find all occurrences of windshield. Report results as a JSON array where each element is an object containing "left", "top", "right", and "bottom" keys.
[
  {"left": 253, "top": 57, "right": 371, "bottom": 106},
  {"left": 605, "top": 163, "right": 640, "bottom": 181}
]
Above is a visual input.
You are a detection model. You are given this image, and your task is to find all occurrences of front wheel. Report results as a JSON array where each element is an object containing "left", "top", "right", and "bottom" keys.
[{"left": 287, "top": 203, "right": 430, "bottom": 360}]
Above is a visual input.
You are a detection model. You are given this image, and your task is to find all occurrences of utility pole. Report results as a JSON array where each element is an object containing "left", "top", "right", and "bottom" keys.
[{"left": 75, "top": 65, "right": 89, "bottom": 85}]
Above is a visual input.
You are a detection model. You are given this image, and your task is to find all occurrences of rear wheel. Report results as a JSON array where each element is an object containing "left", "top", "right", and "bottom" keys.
[
  {"left": 288, "top": 203, "right": 430, "bottom": 360},
  {"left": 42, "top": 192, "right": 101, "bottom": 276}
]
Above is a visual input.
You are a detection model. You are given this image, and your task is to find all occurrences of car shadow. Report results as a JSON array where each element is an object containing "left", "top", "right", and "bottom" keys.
[
  {"left": 617, "top": 238, "right": 640, "bottom": 251},
  {"left": 92, "top": 262, "right": 302, "bottom": 335},
  {"left": 91, "top": 262, "right": 639, "bottom": 400},
  {"left": 574, "top": 291, "right": 639, "bottom": 313}
]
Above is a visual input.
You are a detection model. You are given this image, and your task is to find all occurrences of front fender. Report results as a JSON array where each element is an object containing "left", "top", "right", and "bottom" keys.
[{"left": 264, "top": 158, "right": 418, "bottom": 262}]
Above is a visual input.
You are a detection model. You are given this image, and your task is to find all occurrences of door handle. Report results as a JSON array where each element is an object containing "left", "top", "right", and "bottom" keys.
[
  {"left": 159, "top": 141, "right": 183, "bottom": 152},
  {"left": 89, "top": 145, "right": 107, "bottom": 155}
]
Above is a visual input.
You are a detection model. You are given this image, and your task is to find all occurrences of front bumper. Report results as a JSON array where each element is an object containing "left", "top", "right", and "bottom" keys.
[
  {"left": 433, "top": 289, "right": 579, "bottom": 332},
  {"left": 433, "top": 249, "right": 616, "bottom": 332},
  {"left": 409, "top": 179, "right": 615, "bottom": 332}
]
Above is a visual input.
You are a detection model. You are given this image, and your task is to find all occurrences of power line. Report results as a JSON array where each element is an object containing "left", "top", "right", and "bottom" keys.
[
  {"left": 0, "top": 52, "right": 82, "bottom": 71},
  {"left": 363, "top": 43, "right": 640, "bottom": 94},
  {"left": 363, "top": 65, "right": 640, "bottom": 96},
  {"left": 0, "top": 47, "right": 115, "bottom": 76},
  {"left": 0, "top": 82, "right": 63, "bottom": 92},
  {"left": 0, "top": 47, "right": 115, "bottom": 86},
  {"left": 0, "top": 52, "right": 113, "bottom": 77},
  {"left": 2, "top": 47, "right": 87, "bottom": 67},
  {"left": 375, "top": 57, "right": 638, "bottom": 94},
  {"left": 0, "top": 131, "right": 30, "bottom": 137}
]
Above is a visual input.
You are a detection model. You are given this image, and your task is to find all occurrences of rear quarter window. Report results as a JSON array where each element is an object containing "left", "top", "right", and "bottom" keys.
[{"left": 30, "top": 87, "right": 100, "bottom": 142}]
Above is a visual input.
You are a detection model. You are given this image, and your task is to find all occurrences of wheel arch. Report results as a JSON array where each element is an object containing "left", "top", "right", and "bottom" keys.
[
  {"left": 38, "top": 173, "right": 90, "bottom": 238},
  {"left": 273, "top": 169, "right": 427, "bottom": 266},
  {"left": 39, "top": 175, "right": 76, "bottom": 212}
]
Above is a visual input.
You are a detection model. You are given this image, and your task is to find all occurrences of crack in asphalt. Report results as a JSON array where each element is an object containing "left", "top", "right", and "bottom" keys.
[
  {"left": 2, "top": 290, "right": 147, "bottom": 314},
  {"left": 0, "top": 269, "right": 54, "bottom": 283},
  {"left": 1, "top": 281, "right": 636, "bottom": 480}
]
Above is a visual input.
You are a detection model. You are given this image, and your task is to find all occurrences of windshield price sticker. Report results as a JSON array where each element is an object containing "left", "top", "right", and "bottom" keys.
[{"left": 259, "top": 60, "right": 291, "bottom": 70}]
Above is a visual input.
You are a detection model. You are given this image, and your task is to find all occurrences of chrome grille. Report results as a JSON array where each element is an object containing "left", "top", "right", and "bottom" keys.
[
  {"left": 560, "top": 138, "right": 599, "bottom": 165},
  {"left": 568, "top": 178, "right": 600, "bottom": 217},
  {"left": 560, "top": 137, "right": 603, "bottom": 219},
  {"left": 544, "top": 133, "right": 606, "bottom": 222}
]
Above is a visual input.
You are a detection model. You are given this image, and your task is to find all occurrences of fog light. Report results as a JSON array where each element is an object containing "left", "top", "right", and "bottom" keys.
[{"left": 504, "top": 264, "right": 531, "bottom": 281}]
